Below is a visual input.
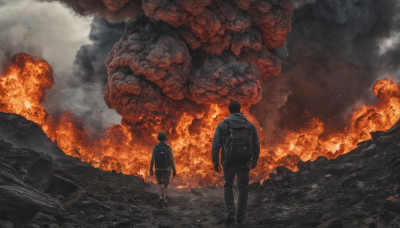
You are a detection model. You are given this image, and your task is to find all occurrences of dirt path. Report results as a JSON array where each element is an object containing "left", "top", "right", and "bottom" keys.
[{"left": 142, "top": 185, "right": 264, "bottom": 227}]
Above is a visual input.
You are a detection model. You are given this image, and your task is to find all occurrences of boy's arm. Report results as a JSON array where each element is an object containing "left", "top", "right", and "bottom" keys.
[{"left": 150, "top": 146, "right": 156, "bottom": 171}]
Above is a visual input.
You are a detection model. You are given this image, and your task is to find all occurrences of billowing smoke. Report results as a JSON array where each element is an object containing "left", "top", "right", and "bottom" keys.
[
  {"left": 45, "top": 18, "right": 126, "bottom": 133},
  {"left": 73, "top": 18, "right": 125, "bottom": 85},
  {"left": 14, "top": 0, "right": 399, "bottom": 145},
  {"left": 0, "top": 0, "right": 126, "bottom": 133},
  {"left": 253, "top": 0, "right": 400, "bottom": 142},
  {"left": 0, "top": 0, "right": 91, "bottom": 74},
  {"left": 101, "top": 0, "right": 293, "bottom": 126}
]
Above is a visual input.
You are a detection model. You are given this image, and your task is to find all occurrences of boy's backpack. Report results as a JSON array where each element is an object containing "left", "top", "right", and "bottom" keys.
[
  {"left": 155, "top": 143, "right": 170, "bottom": 169},
  {"left": 224, "top": 119, "right": 252, "bottom": 164}
]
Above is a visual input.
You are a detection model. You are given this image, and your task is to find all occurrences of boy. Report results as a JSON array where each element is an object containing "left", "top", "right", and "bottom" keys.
[{"left": 150, "top": 131, "right": 176, "bottom": 208}]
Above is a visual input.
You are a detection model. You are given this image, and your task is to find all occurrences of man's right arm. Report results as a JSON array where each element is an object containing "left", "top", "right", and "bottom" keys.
[{"left": 212, "top": 123, "right": 223, "bottom": 165}]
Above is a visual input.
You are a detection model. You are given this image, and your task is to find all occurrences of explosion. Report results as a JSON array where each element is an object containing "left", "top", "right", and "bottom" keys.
[
  {"left": 1, "top": 53, "right": 400, "bottom": 188},
  {"left": 103, "top": 0, "right": 293, "bottom": 127}
]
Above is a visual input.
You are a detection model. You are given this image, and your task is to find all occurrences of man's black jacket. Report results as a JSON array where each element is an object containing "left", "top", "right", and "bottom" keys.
[{"left": 212, "top": 113, "right": 260, "bottom": 167}]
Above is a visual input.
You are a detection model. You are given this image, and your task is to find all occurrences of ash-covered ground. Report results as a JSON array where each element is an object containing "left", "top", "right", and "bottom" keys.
[{"left": 1, "top": 111, "right": 400, "bottom": 228}]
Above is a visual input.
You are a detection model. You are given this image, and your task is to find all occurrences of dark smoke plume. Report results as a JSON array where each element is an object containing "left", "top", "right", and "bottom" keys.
[
  {"left": 73, "top": 18, "right": 125, "bottom": 85},
  {"left": 102, "top": 0, "right": 293, "bottom": 125},
  {"left": 253, "top": 0, "right": 400, "bottom": 141},
  {"left": 55, "top": 0, "right": 400, "bottom": 144}
]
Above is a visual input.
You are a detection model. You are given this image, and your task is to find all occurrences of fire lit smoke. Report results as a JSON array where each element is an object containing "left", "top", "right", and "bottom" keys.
[
  {"left": 103, "top": 0, "right": 293, "bottom": 127},
  {"left": 2, "top": 53, "right": 400, "bottom": 188},
  {"left": 253, "top": 0, "right": 400, "bottom": 142}
]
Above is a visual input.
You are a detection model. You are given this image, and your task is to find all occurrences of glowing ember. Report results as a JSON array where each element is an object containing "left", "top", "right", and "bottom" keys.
[{"left": 1, "top": 53, "right": 400, "bottom": 188}]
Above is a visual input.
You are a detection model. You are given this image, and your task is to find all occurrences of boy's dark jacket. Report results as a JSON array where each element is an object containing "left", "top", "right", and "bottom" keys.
[{"left": 150, "top": 142, "right": 176, "bottom": 171}]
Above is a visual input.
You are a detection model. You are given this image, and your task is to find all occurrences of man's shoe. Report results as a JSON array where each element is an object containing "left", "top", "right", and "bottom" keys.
[
  {"left": 225, "top": 215, "right": 234, "bottom": 225},
  {"left": 226, "top": 210, "right": 235, "bottom": 225},
  {"left": 157, "top": 199, "right": 163, "bottom": 208},
  {"left": 163, "top": 201, "right": 168, "bottom": 208}
]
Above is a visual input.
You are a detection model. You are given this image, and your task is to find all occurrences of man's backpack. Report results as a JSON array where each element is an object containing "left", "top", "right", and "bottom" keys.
[
  {"left": 155, "top": 143, "right": 170, "bottom": 169},
  {"left": 224, "top": 119, "right": 252, "bottom": 164}
]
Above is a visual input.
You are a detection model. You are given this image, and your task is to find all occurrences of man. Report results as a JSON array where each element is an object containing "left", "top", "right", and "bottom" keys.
[
  {"left": 212, "top": 101, "right": 260, "bottom": 225},
  {"left": 150, "top": 131, "right": 176, "bottom": 208}
]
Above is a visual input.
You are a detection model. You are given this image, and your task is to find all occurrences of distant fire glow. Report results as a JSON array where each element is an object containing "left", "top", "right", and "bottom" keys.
[{"left": 1, "top": 53, "right": 400, "bottom": 188}]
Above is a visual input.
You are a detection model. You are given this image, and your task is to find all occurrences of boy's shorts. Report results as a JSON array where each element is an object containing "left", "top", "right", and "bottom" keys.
[{"left": 155, "top": 170, "right": 171, "bottom": 185}]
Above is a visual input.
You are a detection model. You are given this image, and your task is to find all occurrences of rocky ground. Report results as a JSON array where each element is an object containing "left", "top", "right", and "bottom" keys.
[{"left": 1, "top": 112, "right": 400, "bottom": 227}]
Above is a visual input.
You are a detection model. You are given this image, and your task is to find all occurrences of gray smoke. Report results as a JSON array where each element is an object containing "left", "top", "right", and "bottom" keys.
[
  {"left": 73, "top": 18, "right": 125, "bottom": 85},
  {"left": 0, "top": 0, "right": 129, "bottom": 133},
  {"left": 0, "top": 0, "right": 124, "bottom": 133},
  {"left": 0, "top": 0, "right": 91, "bottom": 74},
  {"left": 45, "top": 18, "right": 126, "bottom": 134},
  {"left": 253, "top": 0, "right": 400, "bottom": 142}
]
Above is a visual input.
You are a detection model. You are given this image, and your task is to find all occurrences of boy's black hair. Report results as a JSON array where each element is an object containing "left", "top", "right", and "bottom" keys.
[
  {"left": 228, "top": 101, "right": 241, "bottom": 114},
  {"left": 158, "top": 131, "right": 167, "bottom": 141}
]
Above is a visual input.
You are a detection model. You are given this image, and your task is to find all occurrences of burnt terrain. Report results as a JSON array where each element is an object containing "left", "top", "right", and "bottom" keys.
[{"left": 1, "top": 112, "right": 400, "bottom": 227}]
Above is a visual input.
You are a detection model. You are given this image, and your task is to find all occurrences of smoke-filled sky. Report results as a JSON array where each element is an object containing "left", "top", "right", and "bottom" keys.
[
  {"left": 254, "top": 0, "right": 400, "bottom": 142},
  {"left": 0, "top": 0, "right": 400, "bottom": 140}
]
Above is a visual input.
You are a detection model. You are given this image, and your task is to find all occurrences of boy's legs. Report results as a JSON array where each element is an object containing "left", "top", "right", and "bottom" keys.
[
  {"left": 161, "top": 170, "right": 171, "bottom": 206},
  {"left": 155, "top": 170, "right": 164, "bottom": 207},
  {"left": 158, "top": 184, "right": 163, "bottom": 199},
  {"left": 163, "top": 184, "right": 168, "bottom": 202}
]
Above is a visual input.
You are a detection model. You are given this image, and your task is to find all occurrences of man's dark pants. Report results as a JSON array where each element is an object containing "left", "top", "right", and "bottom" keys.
[{"left": 223, "top": 164, "right": 250, "bottom": 221}]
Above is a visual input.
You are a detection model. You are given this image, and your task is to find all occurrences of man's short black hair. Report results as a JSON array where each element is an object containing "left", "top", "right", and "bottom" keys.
[
  {"left": 228, "top": 101, "right": 241, "bottom": 114},
  {"left": 158, "top": 131, "right": 167, "bottom": 141}
]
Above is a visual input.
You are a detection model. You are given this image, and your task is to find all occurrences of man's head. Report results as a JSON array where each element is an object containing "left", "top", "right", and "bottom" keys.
[
  {"left": 228, "top": 101, "right": 241, "bottom": 114},
  {"left": 157, "top": 131, "right": 167, "bottom": 141}
]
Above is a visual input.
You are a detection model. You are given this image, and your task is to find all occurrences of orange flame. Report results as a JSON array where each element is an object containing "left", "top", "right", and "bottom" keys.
[{"left": 1, "top": 53, "right": 400, "bottom": 188}]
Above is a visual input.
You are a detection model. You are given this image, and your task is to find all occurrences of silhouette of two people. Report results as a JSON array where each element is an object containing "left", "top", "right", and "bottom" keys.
[{"left": 150, "top": 101, "right": 260, "bottom": 225}]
